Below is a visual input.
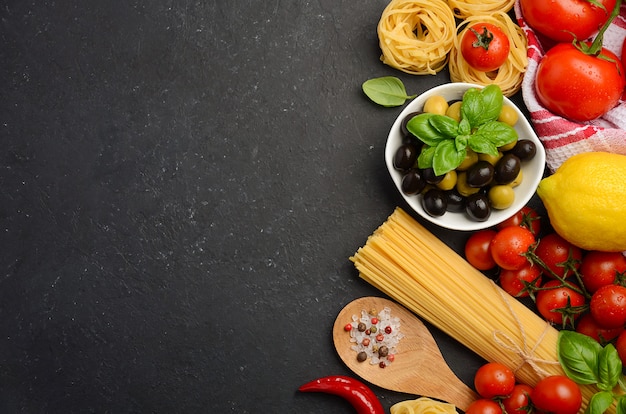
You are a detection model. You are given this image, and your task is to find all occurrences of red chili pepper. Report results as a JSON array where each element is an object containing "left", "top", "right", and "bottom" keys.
[{"left": 298, "top": 375, "right": 384, "bottom": 414}]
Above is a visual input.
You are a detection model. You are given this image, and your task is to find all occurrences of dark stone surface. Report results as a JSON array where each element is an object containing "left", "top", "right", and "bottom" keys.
[{"left": 1, "top": 1, "right": 536, "bottom": 413}]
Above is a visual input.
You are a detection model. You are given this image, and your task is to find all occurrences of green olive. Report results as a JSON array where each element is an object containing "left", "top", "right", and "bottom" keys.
[
  {"left": 510, "top": 169, "right": 523, "bottom": 188},
  {"left": 488, "top": 185, "right": 515, "bottom": 209},
  {"left": 457, "top": 149, "right": 478, "bottom": 171},
  {"left": 436, "top": 170, "right": 457, "bottom": 191},
  {"left": 498, "top": 105, "right": 519, "bottom": 126},
  {"left": 423, "top": 95, "right": 449, "bottom": 115},
  {"left": 456, "top": 171, "right": 481, "bottom": 197},
  {"left": 499, "top": 138, "right": 518, "bottom": 152},
  {"left": 445, "top": 101, "right": 463, "bottom": 122},
  {"left": 478, "top": 151, "right": 503, "bottom": 166}
]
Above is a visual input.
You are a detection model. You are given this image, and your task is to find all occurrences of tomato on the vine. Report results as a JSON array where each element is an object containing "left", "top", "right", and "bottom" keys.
[
  {"left": 580, "top": 251, "right": 626, "bottom": 293},
  {"left": 496, "top": 206, "right": 541, "bottom": 236},
  {"left": 531, "top": 375, "right": 582, "bottom": 414},
  {"left": 499, "top": 263, "right": 542, "bottom": 297},
  {"left": 615, "top": 330, "right": 626, "bottom": 365},
  {"left": 502, "top": 384, "right": 534, "bottom": 414},
  {"left": 490, "top": 226, "right": 535, "bottom": 270},
  {"left": 465, "top": 399, "right": 503, "bottom": 414},
  {"left": 520, "top": 0, "right": 617, "bottom": 42},
  {"left": 535, "top": 280, "right": 586, "bottom": 326},
  {"left": 535, "top": 42, "right": 625, "bottom": 121},
  {"left": 474, "top": 362, "right": 515, "bottom": 399},
  {"left": 534, "top": 233, "right": 582, "bottom": 279},
  {"left": 590, "top": 284, "right": 626, "bottom": 329},
  {"left": 465, "top": 230, "right": 498, "bottom": 270},
  {"left": 622, "top": 37, "right": 626, "bottom": 78},
  {"left": 461, "top": 23, "right": 510, "bottom": 72},
  {"left": 575, "top": 312, "right": 624, "bottom": 344}
]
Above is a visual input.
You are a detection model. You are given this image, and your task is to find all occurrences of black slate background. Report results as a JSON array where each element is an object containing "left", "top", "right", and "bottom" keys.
[{"left": 1, "top": 1, "right": 538, "bottom": 413}]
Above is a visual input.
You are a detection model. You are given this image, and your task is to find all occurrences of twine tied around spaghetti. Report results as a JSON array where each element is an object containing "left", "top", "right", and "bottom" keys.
[{"left": 490, "top": 280, "right": 560, "bottom": 377}]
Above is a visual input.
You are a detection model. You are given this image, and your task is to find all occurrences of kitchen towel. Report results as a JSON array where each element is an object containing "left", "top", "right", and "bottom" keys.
[{"left": 514, "top": 0, "right": 626, "bottom": 172}]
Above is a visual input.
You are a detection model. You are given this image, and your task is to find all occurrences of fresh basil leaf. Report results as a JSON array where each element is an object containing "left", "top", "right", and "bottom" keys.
[
  {"left": 597, "top": 344, "right": 622, "bottom": 391},
  {"left": 586, "top": 391, "right": 614, "bottom": 414},
  {"left": 433, "top": 140, "right": 464, "bottom": 176},
  {"left": 417, "top": 145, "right": 436, "bottom": 169},
  {"left": 458, "top": 118, "right": 471, "bottom": 135},
  {"left": 461, "top": 85, "right": 503, "bottom": 127},
  {"left": 474, "top": 121, "right": 518, "bottom": 147},
  {"left": 362, "top": 77, "right": 417, "bottom": 107},
  {"left": 460, "top": 88, "right": 482, "bottom": 127},
  {"left": 455, "top": 135, "right": 469, "bottom": 152},
  {"left": 616, "top": 395, "right": 626, "bottom": 414},
  {"left": 468, "top": 133, "right": 499, "bottom": 157},
  {"left": 558, "top": 330, "right": 602, "bottom": 385},
  {"left": 407, "top": 113, "right": 448, "bottom": 146},
  {"left": 428, "top": 115, "right": 459, "bottom": 139},
  {"left": 479, "top": 85, "right": 504, "bottom": 123}
]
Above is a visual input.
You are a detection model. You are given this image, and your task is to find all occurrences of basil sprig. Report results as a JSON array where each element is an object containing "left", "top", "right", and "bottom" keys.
[
  {"left": 558, "top": 330, "right": 626, "bottom": 414},
  {"left": 406, "top": 85, "right": 518, "bottom": 176}
]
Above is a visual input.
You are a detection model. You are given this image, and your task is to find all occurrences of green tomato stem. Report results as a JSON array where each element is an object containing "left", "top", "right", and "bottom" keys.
[{"left": 586, "top": 0, "right": 622, "bottom": 55}]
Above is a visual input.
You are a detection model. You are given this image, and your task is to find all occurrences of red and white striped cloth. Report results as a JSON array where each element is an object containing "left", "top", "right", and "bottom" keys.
[{"left": 514, "top": 0, "right": 626, "bottom": 172}]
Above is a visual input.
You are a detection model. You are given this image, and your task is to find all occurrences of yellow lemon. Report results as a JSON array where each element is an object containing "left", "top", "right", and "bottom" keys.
[{"left": 536, "top": 152, "right": 626, "bottom": 252}]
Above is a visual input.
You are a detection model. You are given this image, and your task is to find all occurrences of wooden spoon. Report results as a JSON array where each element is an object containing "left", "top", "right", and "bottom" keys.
[{"left": 333, "top": 296, "right": 478, "bottom": 411}]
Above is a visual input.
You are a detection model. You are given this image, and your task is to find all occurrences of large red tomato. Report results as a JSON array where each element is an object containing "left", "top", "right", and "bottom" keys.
[
  {"left": 520, "top": 0, "right": 616, "bottom": 42},
  {"left": 535, "top": 43, "right": 625, "bottom": 121}
]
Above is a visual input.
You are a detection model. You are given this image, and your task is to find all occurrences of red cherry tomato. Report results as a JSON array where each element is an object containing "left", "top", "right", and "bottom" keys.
[
  {"left": 520, "top": 0, "right": 617, "bottom": 42},
  {"left": 465, "top": 230, "right": 498, "bottom": 270},
  {"left": 474, "top": 362, "right": 516, "bottom": 399},
  {"left": 535, "top": 42, "right": 625, "bottom": 121},
  {"left": 580, "top": 251, "right": 626, "bottom": 293},
  {"left": 496, "top": 206, "right": 541, "bottom": 236},
  {"left": 502, "top": 384, "right": 534, "bottom": 414},
  {"left": 465, "top": 399, "right": 503, "bottom": 414},
  {"left": 535, "top": 280, "right": 586, "bottom": 326},
  {"left": 615, "top": 330, "right": 626, "bottom": 365},
  {"left": 534, "top": 233, "right": 582, "bottom": 279},
  {"left": 531, "top": 375, "right": 582, "bottom": 414},
  {"left": 576, "top": 313, "right": 624, "bottom": 344},
  {"left": 499, "top": 263, "right": 542, "bottom": 297},
  {"left": 490, "top": 226, "right": 535, "bottom": 270},
  {"left": 590, "top": 284, "right": 626, "bottom": 329},
  {"left": 461, "top": 23, "right": 510, "bottom": 72}
]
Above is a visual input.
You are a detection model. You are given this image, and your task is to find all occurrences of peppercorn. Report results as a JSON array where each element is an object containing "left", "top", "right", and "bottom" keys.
[
  {"left": 378, "top": 346, "right": 389, "bottom": 358},
  {"left": 370, "top": 326, "right": 377, "bottom": 333},
  {"left": 357, "top": 322, "right": 367, "bottom": 332},
  {"left": 357, "top": 351, "right": 367, "bottom": 362}
]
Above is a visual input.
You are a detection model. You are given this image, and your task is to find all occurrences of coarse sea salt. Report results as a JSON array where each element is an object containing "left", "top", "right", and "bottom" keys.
[{"left": 348, "top": 306, "right": 403, "bottom": 367}]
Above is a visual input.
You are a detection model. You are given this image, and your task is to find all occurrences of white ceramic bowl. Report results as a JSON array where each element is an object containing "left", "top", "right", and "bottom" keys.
[{"left": 385, "top": 82, "right": 546, "bottom": 231}]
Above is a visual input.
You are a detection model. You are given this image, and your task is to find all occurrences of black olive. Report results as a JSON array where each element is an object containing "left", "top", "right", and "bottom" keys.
[
  {"left": 422, "top": 188, "right": 447, "bottom": 217},
  {"left": 393, "top": 143, "right": 419, "bottom": 171},
  {"left": 401, "top": 169, "right": 426, "bottom": 195},
  {"left": 445, "top": 188, "right": 466, "bottom": 212},
  {"left": 465, "top": 193, "right": 491, "bottom": 222},
  {"left": 466, "top": 160, "right": 494, "bottom": 188},
  {"left": 509, "top": 140, "right": 537, "bottom": 161},
  {"left": 400, "top": 111, "right": 423, "bottom": 139},
  {"left": 421, "top": 167, "right": 445, "bottom": 185},
  {"left": 494, "top": 154, "right": 521, "bottom": 185}
]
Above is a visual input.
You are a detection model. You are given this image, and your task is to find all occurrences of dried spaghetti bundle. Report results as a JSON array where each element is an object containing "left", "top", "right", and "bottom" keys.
[
  {"left": 351, "top": 208, "right": 605, "bottom": 412},
  {"left": 447, "top": 0, "right": 515, "bottom": 19},
  {"left": 377, "top": 0, "right": 456, "bottom": 75}
]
